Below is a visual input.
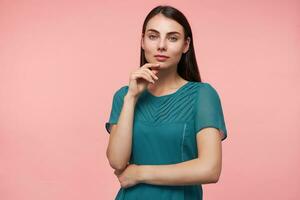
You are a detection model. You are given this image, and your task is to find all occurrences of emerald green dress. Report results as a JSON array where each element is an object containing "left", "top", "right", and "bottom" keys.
[{"left": 105, "top": 81, "right": 227, "bottom": 200}]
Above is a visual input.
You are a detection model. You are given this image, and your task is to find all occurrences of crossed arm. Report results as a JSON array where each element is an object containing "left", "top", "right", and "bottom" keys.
[
  {"left": 115, "top": 127, "right": 223, "bottom": 186},
  {"left": 138, "top": 127, "right": 223, "bottom": 185}
]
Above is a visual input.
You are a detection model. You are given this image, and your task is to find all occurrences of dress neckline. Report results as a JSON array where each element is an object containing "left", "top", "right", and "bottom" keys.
[{"left": 145, "top": 81, "right": 192, "bottom": 98}]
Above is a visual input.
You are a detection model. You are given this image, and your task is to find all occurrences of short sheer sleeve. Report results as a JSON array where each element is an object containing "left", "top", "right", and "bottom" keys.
[
  {"left": 194, "top": 83, "right": 228, "bottom": 141},
  {"left": 105, "top": 86, "right": 128, "bottom": 134}
]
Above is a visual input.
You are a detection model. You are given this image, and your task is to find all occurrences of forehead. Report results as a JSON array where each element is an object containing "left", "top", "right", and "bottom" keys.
[{"left": 145, "top": 14, "right": 184, "bottom": 35}]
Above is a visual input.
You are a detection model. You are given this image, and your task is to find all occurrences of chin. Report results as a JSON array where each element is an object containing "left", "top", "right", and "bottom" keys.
[{"left": 156, "top": 62, "right": 166, "bottom": 66}]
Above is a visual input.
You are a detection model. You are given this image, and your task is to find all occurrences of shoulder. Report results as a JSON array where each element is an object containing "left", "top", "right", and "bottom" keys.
[
  {"left": 194, "top": 82, "right": 221, "bottom": 102},
  {"left": 113, "top": 85, "right": 129, "bottom": 98},
  {"left": 194, "top": 82, "right": 219, "bottom": 94}
]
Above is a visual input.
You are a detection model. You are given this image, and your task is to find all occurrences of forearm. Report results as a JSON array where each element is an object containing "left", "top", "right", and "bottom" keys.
[
  {"left": 107, "top": 94, "right": 137, "bottom": 170},
  {"left": 139, "top": 158, "right": 218, "bottom": 186}
]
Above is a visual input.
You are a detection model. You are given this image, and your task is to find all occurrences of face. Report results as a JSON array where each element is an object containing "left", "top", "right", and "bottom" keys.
[{"left": 141, "top": 14, "right": 190, "bottom": 69}]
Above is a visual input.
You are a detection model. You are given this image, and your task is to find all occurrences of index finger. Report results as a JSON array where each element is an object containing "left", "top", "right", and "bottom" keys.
[
  {"left": 150, "top": 64, "right": 161, "bottom": 71},
  {"left": 142, "top": 63, "right": 160, "bottom": 70}
]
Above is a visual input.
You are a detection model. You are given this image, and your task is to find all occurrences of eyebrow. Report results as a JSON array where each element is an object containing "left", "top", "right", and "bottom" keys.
[{"left": 146, "top": 29, "right": 181, "bottom": 35}]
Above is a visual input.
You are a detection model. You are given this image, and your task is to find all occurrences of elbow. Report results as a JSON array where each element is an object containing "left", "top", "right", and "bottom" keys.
[
  {"left": 205, "top": 170, "right": 219, "bottom": 183},
  {"left": 106, "top": 152, "right": 127, "bottom": 171},
  {"left": 108, "top": 161, "right": 127, "bottom": 171},
  {"left": 204, "top": 171, "right": 219, "bottom": 184},
  {"left": 211, "top": 174, "right": 220, "bottom": 183},
  {"left": 106, "top": 148, "right": 129, "bottom": 171},
  {"left": 200, "top": 162, "right": 221, "bottom": 183},
  {"left": 210, "top": 167, "right": 221, "bottom": 183}
]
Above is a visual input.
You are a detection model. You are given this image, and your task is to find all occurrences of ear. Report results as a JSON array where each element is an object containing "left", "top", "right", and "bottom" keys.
[{"left": 183, "top": 37, "right": 191, "bottom": 54}]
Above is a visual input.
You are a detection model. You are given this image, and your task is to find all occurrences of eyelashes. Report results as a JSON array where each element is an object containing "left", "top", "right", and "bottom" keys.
[{"left": 148, "top": 35, "right": 178, "bottom": 41}]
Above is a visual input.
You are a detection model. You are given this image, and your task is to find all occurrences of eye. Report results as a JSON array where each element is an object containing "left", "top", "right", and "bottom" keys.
[
  {"left": 169, "top": 37, "right": 178, "bottom": 41},
  {"left": 148, "top": 35, "right": 157, "bottom": 40}
]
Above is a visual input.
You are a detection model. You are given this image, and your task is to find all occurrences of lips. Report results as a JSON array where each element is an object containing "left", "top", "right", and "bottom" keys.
[
  {"left": 155, "top": 56, "right": 169, "bottom": 61},
  {"left": 154, "top": 55, "right": 169, "bottom": 62},
  {"left": 154, "top": 55, "right": 169, "bottom": 58}
]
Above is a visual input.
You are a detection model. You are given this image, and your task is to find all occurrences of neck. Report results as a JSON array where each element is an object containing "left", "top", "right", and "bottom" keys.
[{"left": 148, "top": 65, "right": 187, "bottom": 92}]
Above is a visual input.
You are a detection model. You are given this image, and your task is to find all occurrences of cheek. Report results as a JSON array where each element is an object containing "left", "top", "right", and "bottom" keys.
[
  {"left": 168, "top": 47, "right": 184, "bottom": 63},
  {"left": 169, "top": 47, "right": 184, "bottom": 58},
  {"left": 143, "top": 40, "right": 155, "bottom": 51}
]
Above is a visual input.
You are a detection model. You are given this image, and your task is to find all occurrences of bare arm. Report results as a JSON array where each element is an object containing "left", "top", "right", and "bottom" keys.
[
  {"left": 139, "top": 158, "right": 216, "bottom": 186},
  {"left": 106, "top": 63, "right": 160, "bottom": 172},
  {"left": 138, "top": 128, "right": 222, "bottom": 185},
  {"left": 106, "top": 93, "right": 138, "bottom": 171}
]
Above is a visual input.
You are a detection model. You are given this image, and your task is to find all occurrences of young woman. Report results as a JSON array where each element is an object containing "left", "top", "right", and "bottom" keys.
[{"left": 105, "top": 5, "right": 228, "bottom": 200}]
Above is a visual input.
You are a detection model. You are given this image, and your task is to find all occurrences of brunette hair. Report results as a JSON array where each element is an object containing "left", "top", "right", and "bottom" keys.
[{"left": 140, "top": 5, "right": 202, "bottom": 82}]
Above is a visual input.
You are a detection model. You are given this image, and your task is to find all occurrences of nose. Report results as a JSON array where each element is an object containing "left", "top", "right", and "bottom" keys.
[{"left": 157, "top": 38, "right": 167, "bottom": 51}]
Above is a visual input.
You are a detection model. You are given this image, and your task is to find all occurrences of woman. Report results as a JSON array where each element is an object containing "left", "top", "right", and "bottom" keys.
[{"left": 105, "top": 5, "right": 228, "bottom": 200}]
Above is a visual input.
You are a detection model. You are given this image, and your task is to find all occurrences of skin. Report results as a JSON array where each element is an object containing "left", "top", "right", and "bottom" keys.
[
  {"left": 112, "top": 14, "right": 223, "bottom": 189},
  {"left": 141, "top": 13, "right": 191, "bottom": 94}
]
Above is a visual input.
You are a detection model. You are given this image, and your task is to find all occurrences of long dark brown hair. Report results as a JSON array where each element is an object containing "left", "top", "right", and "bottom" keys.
[{"left": 140, "top": 5, "right": 202, "bottom": 82}]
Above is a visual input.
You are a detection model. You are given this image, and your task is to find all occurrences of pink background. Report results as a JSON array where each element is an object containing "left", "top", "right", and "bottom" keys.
[{"left": 1, "top": 1, "right": 299, "bottom": 199}]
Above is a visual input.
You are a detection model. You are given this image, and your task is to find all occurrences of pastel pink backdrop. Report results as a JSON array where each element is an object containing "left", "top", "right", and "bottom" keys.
[{"left": 0, "top": 1, "right": 299, "bottom": 200}]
